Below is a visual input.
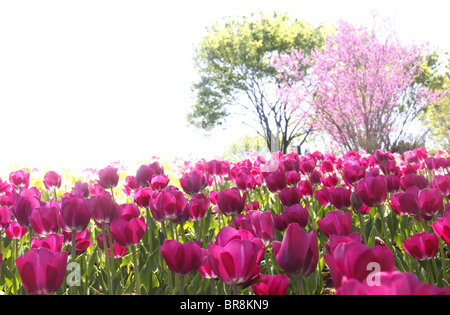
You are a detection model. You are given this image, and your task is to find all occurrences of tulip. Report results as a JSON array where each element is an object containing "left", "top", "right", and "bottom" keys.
[
  {"left": 402, "top": 232, "right": 440, "bottom": 261},
  {"left": 62, "top": 228, "right": 93, "bottom": 254},
  {"left": 9, "top": 169, "right": 30, "bottom": 191},
  {"left": 283, "top": 204, "right": 309, "bottom": 228},
  {"left": 43, "top": 171, "right": 62, "bottom": 191},
  {"left": 97, "top": 166, "right": 119, "bottom": 189},
  {"left": 262, "top": 168, "right": 287, "bottom": 194},
  {"left": 317, "top": 209, "right": 352, "bottom": 238},
  {"left": 119, "top": 203, "right": 141, "bottom": 221},
  {"left": 431, "top": 175, "right": 450, "bottom": 198},
  {"left": 217, "top": 187, "right": 247, "bottom": 217},
  {"left": 160, "top": 239, "right": 207, "bottom": 276},
  {"left": 208, "top": 238, "right": 263, "bottom": 291},
  {"left": 297, "top": 180, "right": 314, "bottom": 199},
  {"left": 324, "top": 232, "right": 363, "bottom": 256},
  {"left": 110, "top": 217, "right": 146, "bottom": 247},
  {"left": 16, "top": 247, "right": 68, "bottom": 295},
  {"left": 397, "top": 186, "right": 421, "bottom": 216},
  {"left": 122, "top": 175, "right": 140, "bottom": 196},
  {"left": 323, "top": 241, "right": 396, "bottom": 288},
  {"left": 133, "top": 187, "right": 153, "bottom": 208},
  {"left": 315, "top": 187, "right": 331, "bottom": 207},
  {"left": 419, "top": 188, "right": 444, "bottom": 220},
  {"left": 90, "top": 194, "right": 121, "bottom": 226},
  {"left": 135, "top": 162, "right": 164, "bottom": 187},
  {"left": 337, "top": 271, "right": 450, "bottom": 295},
  {"left": 355, "top": 175, "right": 387, "bottom": 208},
  {"left": 272, "top": 223, "right": 318, "bottom": 281},
  {"left": 149, "top": 190, "right": 188, "bottom": 222},
  {"left": 432, "top": 215, "right": 450, "bottom": 244},
  {"left": 235, "top": 173, "right": 257, "bottom": 191},
  {"left": 342, "top": 162, "right": 366, "bottom": 186},
  {"left": 11, "top": 195, "right": 41, "bottom": 228},
  {"left": 0, "top": 205, "right": 12, "bottom": 231},
  {"left": 245, "top": 210, "right": 274, "bottom": 246},
  {"left": 59, "top": 197, "right": 92, "bottom": 233},
  {"left": 151, "top": 174, "right": 170, "bottom": 191},
  {"left": 329, "top": 187, "right": 352, "bottom": 210},
  {"left": 31, "top": 234, "right": 64, "bottom": 253},
  {"left": 251, "top": 274, "right": 290, "bottom": 295},
  {"left": 279, "top": 187, "right": 301, "bottom": 207},
  {"left": 386, "top": 174, "right": 400, "bottom": 193},
  {"left": 5, "top": 220, "right": 28, "bottom": 239},
  {"left": 188, "top": 193, "right": 210, "bottom": 220},
  {"left": 400, "top": 173, "right": 428, "bottom": 191},
  {"left": 273, "top": 214, "right": 288, "bottom": 231},
  {"left": 29, "top": 206, "right": 60, "bottom": 237},
  {"left": 180, "top": 170, "right": 208, "bottom": 196}
]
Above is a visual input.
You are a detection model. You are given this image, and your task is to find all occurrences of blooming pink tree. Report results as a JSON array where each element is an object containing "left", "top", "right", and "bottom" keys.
[{"left": 273, "top": 19, "right": 444, "bottom": 153}]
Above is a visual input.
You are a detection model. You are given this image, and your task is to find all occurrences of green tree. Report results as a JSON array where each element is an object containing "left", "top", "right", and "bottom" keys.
[
  {"left": 421, "top": 52, "right": 450, "bottom": 151},
  {"left": 223, "top": 134, "right": 269, "bottom": 162},
  {"left": 188, "top": 12, "right": 327, "bottom": 153}
]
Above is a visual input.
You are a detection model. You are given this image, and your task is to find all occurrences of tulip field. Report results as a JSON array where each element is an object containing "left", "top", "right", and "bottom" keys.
[{"left": 0, "top": 148, "right": 450, "bottom": 295}]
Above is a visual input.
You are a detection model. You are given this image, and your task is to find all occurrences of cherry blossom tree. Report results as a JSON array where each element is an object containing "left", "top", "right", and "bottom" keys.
[{"left": 273, "top": 18, "right": 444, "bottom": 154}]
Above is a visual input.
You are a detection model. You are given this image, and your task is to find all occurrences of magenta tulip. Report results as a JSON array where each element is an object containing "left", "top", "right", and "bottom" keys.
[
  {"left": 135, "top": 162, "right": 164, "bottom": 188},
  {"left": 400, "top": 173, "right": 428, "bottom": 191},
  {"left": 279, "top": 187, "right": 301, "bottom": 207},
  {"left": 43, "top": 171, "right": 62, "bottom": 191},
  {"left": 328, "top": 187, "right": 352, "bottom": 210},
  {"left": 0, "top": 205, "right": 12, "bottom": 231},
  {"left": 208, "top": 238, "right": 263, "bottom": 287},
  {"left": 133, "top": 187, "right": 153, "bottom": 208},
  {"left": 149, "top": 189, "right": 188, "bottom": 222},
  {"left": 188, "top": 193, "right": 210, "bottom": 220},
  {"left": 402, "top": 232, "right": 440, "bottom": 261},
  {"left": 432, "top": 215, "right": 450, "bottom": 244},
  {"left": 151, "top": 174, "right": 170, "bottom": 191},
  {"left": 315, "top": 187, "right": 331, "bottom": 207},
  {"left": 297, "top": 180, "right": 314, "bottom": 199},
  {"left": 251, "top": 274, "right": 290, "bottom": 295},
  {"left": 5, "top": 220, "right": 28, "bottom": 239},
  {"left": 317, "top": 209, "right": 352, "bottom": 238},
  {"left": 262, "top": 168, "right": 287, "bottom": 194},
  {"left": 419, "top": 188, "right": 444, "bottom": 220},
  {"left": 29, "top": 206, "right": 60, "bottom": 237},
  {"left": 272, "top": 223, "right": 318, "bottom": 278},
  {"left": 337, "top": 271, "right": 450, "bottom": 295},
  {"left": 16, "top": 247, "right": 68, "bottom": 295},
  {"left": 97, "top": 166, "right": 119, "bottom": 189},
  {"left": 90, "top": 194, "right": 121, "bottom": 225},
  {"left": 283, "top": 204, "right": 309, "bottom": 228},
  {"left": 62, "top": 228, "right": 93, "bottom": 254},
  {"left": 179, "top": 169, "right": 207, "bottom": 195},
  {"left": 244, "top": 210, "right": 274, "bottom": 246},
  {"left": 217, "top": 187, "right": 247, "bottom": 217},
  {"left": 59, "top": 197, "right": 92, "bottom": 232},
  {"left": 119, "top": 203, "right": 141, "bottom": 221},
  {"left": 324, "top": 241, "right": 396, "bottom": 288},
  {"left": 355, "top": 175, "right": 387, "bottom": 207},
  {"left": 31, "top": 234, "right": 64, "bottom": 253},
  {"left": 9, "top": 169, "right": 30, "bottom": 190},
  {"left": 160, "top": 239, "right": 207, "bottom": 276},
  {"left": 11, "top": 195, "right": 41, "bottom": 228},
  {"left": 110, "top": 217, "right": 146, "bottom": 247}
]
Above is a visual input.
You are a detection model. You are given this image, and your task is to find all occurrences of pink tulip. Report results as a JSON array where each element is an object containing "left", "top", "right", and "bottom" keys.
[
  {"left": 5, "top": 220, "right": 28, "bottom": 239},
  {"left": 0, "top": 205, "right": 12, "bottom": 231},
  {"left": 402, "top": 232, "right": 440, "bottom": 261},
  {"left": 110, "top": 217, "right": 146, "bottom": 247},
  {"left": 43, "top": 171, "right": 62, "bottom": 191},
  {"left": 432, "top": 215, "right": 450, "bottom": 243},
  {"left": 151, "top": 174, "right": 170, "bottom": 191},
  {"left": 149, "top": 189, "right": 188, "bottom": 222},
  {"left": 133, "top": 187, "right": 153, "bottom": 208},
  {"left": 9, "top": 169, "right": 30, "bottom": 190},
  {"left": 217, "top": 187, "right": 247, "bottom": 217},
  {"left": 273, "top": 223, "right": 318, "bottom": 278},
  {"left": 317, "top": 209, "right": 352, "bottom": 238},
  {"left": 97, "top": 166, "right": 119, "bottom": 189},
  {"left": 29, "top": 206, "right": 60, "bottom": 237},
  {"left": 90, "top": 194, "right": 121, "bottom": 226},
  {"left": 400, "top": 173, "right": 428, "bottom": 191},
  {"left": 119, "top": 203, "right": 141, "bottom": 221},
  {"left": 262, "top": 168, "right": 287, "bottom": 194},
  {"left": 31, "top": 234, "right": 64, "bottom": 253},
  {"left": 315, "top": 187, "right": 331, "bottom": 207},
  {"left": 251, "top": 274, "right": 290, "bottom": 295},
  {"left": 279, "top": 187, "right": 301, "bottom": 207},
  {"left": 419, "top": 188, "right": 444, "bottom": 220},
  {"left": 160, "top": 239, "right": 207, "bottom": 276},
  {"left": 135, "top": 162, "right": 164, "bottom": 188},
  {"left": 208, "top": 238, "right": 263, "bottom": 287},
  {"left": 244, "top": 210, "right": 274, "bottom": 246},
  {"left": 324, "top": 241, "right": 396, "bottom": 288},
  {"left": 62, "top": 229, "right": 93, "bottom": 254},
  {"left": 188, "top": 193, "right": 210, "bottom": 220},
  {"left": 337, "top": 271, "right": 450, "bottom": 295},
  {"left": 355, "top": 175, "right": 387, "bottom": 207},
  {"left": 16, "top": 247, "right": 68, "bottom": 295},
  {"left": 329, "top": 187, "right": 352, "bottom": 210},
  {"left": 59, "top": 197, "right": 92, "bottom": 232},
  {"left": 283, "top": 204, "right": 309, "bottom": 228},
  {"left": 179, "top": 169, "right": 208, "bottom": 196},
  {"left": 11, "top": 195, "right": 41, "bottom": 228},
  {"left": 297, "top": 180, "right": 314, "bottom": 199}
]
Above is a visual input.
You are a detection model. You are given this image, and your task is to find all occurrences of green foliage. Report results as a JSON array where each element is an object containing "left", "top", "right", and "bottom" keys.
[
  {"left": 223, "top": 133, "right": 269, "bottom": 162},
  {"left": 188, "top": 12, "right": 327, "bottom": 152}
]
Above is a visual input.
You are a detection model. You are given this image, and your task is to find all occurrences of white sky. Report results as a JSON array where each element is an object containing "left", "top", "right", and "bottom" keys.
[{"left": 0, "top": 0, "right": 448, "bottom": 172}]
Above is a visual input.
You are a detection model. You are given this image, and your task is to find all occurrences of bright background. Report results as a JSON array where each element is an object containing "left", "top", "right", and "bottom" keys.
[{"left": 0, "top": 0, "right": 448, "bottom": 172}]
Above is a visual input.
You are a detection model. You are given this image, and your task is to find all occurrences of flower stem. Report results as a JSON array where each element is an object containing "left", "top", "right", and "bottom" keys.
[
  {"left": 131, "top": 245, "right": 141, "bottom": 295},
  {"left": 70, "top": 230, "right": 77, "bottom": 295},
  {"left": 179, "top": 275, "right": 185, "bottom": 295},
  {"left": 101, "top": 224, "right": 113, "bottom": 295},
  {"left": 295, "top": 276, "right": 303, "bottom": 295}
]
